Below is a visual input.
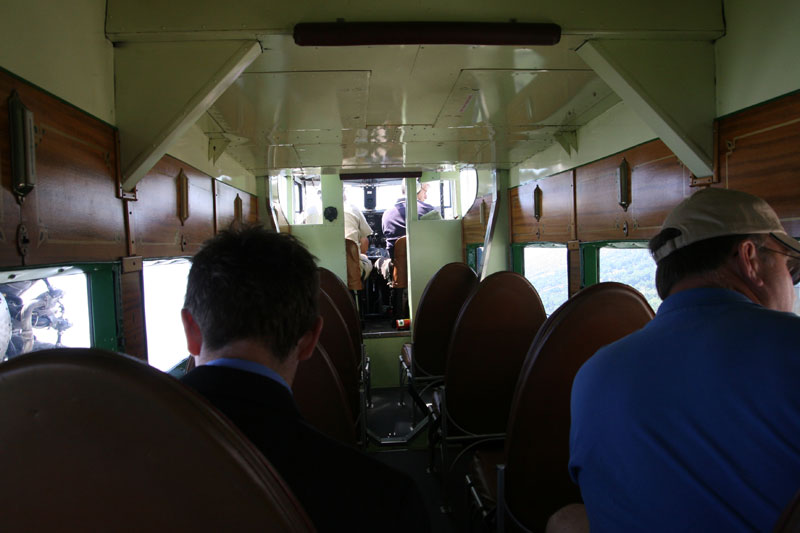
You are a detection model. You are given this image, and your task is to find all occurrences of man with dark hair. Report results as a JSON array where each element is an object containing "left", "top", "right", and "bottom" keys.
[
  {"left": 569, "top": 188, "right": 800, "bottom": 532},
  {"left": 180, "top": 226, "right": 429, "bottom": 532}
]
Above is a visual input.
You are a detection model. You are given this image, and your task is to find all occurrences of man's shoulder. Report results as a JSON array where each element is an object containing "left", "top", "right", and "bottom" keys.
[
  {"left": 180, "top": 365, "right": 294, "bottom": 410},
  {"left": 738, "top": 299, "right": 800, "bottom": 326},
  {"left": 181, "top": 366, "right": 428, "bottom": 531}
]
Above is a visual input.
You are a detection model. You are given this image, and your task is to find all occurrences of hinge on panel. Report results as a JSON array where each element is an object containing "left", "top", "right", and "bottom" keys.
[
  {"left": 690, "top": 173, "right": 719, "bottom": 187},
  {"left": 121, "top": 256, "right": 143, "bottom": 274},
  {"left": 118, "top": 185, "right": 137, "bottom": 201}
]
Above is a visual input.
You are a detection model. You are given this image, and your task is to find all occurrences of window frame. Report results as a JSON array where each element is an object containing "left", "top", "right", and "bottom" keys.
[
  {"left": 514, "top": 241, "right": 570, "bottom": 315},
  {"left": 581, "top": 241, "right": 654, "bottom": 288},
  {"left": 0, "top": 262, "right": 122, "bottom": 355},
  {"left": 141, "top": 257, "right": 194, "bottom": 372}
]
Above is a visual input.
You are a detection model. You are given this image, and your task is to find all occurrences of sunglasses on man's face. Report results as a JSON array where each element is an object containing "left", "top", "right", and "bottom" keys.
[{"left": 758, "top": 246, "right": 800, "bottom": 286}]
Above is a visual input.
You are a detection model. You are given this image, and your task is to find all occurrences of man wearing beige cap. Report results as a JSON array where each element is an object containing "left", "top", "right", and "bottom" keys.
[{"left": 568, "top": 188, "right": 800, "bottom": 532}]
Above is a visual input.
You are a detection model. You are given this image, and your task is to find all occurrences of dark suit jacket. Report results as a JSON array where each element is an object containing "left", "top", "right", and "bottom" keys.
[{"left": 181, "top": 365, "right": 430, "bottom": 532}]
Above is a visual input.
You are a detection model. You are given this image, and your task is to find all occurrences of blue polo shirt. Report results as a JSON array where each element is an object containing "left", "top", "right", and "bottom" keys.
[
  {"left": 381, "top": 198, "right": 434, "bottom": 257},
  {"left": 569, "top": 288, "right": 800, "bottom": 532}
]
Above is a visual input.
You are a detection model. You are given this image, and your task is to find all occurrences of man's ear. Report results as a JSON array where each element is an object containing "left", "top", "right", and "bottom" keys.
[
  {"left": 295, "top": 316, "right": 323, "bottom": 362},
  {"left": 734, "top": 239, "right": 766, "bottom": 288},
  {"left": 181, "top": 308, "right": 203, "bottom": 356}
]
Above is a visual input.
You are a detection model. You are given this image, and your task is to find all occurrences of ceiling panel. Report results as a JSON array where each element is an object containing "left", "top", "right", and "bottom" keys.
[
  {"left": 203, "top": 35, "right": 622, "bottom": 173},
  {"left": 220, "top": 70, "right": 370, "bottom": 134},
  {"left": 436, "top": 69, "right": 616, "bottom": 128}
]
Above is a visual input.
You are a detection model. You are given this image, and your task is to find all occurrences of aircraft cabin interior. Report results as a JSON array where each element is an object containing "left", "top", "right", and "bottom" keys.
[{"left": 1, "top": 0, "right": 799, "bottom": 530}]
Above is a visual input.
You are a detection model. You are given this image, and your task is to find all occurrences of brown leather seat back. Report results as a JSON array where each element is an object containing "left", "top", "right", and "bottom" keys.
[
  {"left": 319, "top": 267, "right": 361, "bottom": 358},
  {"left": 393, "top": 236, "right": 408, "bottom": 288},
  {"left": 504, "top": 282, "right": 654, "bottom": 530},
  {"left": 413, "top": 262, "right": 478, "bottom": 377},
  {"left": 345, "top": 239, "right": 363, "bottom": 290},
  {"left": 318, "top": 290, "right": 360, "bottom": 416},
  {"left": 294, "top": 344, "right": 357, "bottom": 447},
  {"left": 0, "top": 348, "right": 314, "bottom": 532},
  {"left": 445, "top": 271, "right": 546, "bottom": 435}
]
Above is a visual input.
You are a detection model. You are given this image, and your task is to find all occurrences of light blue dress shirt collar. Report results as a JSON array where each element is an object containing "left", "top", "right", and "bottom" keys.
[{"left": 204, "top": 357, "right": 292, "bottom": 394}]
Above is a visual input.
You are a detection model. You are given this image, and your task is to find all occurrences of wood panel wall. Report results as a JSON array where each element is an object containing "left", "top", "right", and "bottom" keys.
[
  {"left": 215, "top": 179, "right": 258, "bottom": 232},
  {"left": 462, "top": 194, "right": 492, "bottom": 244},
  {"left": 131, "top": 156, "right": 216, "bottom": 258},
  {"left": 0, "top": 68, "right": 259, "bottom": 361},
  {"left": 575, "top": 141, "right": 689, "bottom": 242},
  {"left": 0, "top": 69, "right": 126, "bottom": 267},
  {"left": 510, "top": 170, "right": 575, "bottom": 243},
  {"left": 120, "top": 259, "right": 147, "bottom": 360},
  {"left": 717, "top": 91, "right": 800, "bottom": 237},
  {"left": 510, "top": 141, "right": 691, "bottom": 245},
  {"left": 511, "top": 91, "right": 800, "bottom": 248}
]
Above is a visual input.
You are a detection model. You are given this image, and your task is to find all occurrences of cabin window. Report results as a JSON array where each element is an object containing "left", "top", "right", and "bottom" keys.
[
  {"left": 466, "top": 243, "right": 484, "bottom": 274},
  {"left": 599, "top": 243, "right": 661, "bottom": 311},
  {"left": 276, "top": 174, "right": 312, "bottom": 224},
  {"left": 143, "top": 259, "right": 192, "bottom": 372},
  {"left": 296, "top": 179, "right": 322, "bottom": 224},
  {"left": 0, "top": 270, "right": 91, "bottom": 362},
  {"left": 523, "top": 244, "right": 569, "bottom": 315},
  {"left": 459, "top": 168, "right": 478, "bottom": 217},
  {"left": 294, "top": 180, "right": 304, "bottom": 216},
  {"left": 420, "top": 179, "right": 458, "bottom": 220}
]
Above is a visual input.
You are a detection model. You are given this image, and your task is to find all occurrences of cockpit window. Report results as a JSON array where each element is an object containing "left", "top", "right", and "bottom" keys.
[
  {"left": 373, "top": 183, "right": 403, "bottom": 211},
  {"left": 0, "top": 272, "right": 91, "bottom": 362},
  {"left": 143, "top": 259, "right": 192, "bottom": 372}
]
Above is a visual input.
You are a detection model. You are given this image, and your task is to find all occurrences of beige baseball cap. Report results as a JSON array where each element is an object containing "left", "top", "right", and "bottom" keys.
[{"left": 651, "top": 187, "right": 800, "bottom": 263}]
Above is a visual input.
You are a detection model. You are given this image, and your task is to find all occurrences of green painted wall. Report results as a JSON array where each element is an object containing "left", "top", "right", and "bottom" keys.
[
  {"left": 168, "top": 123, "right": 257, "bottom": 195},
  {"left": 0, "top": 0, "right": 115, "bottom": 124},
  {"left": 406, "top": 179, "right": 465, "bottom": 321},
  {"left": 257, "top": 176, "right": 271, "bottom": 226},
  {"left": 290, "top": 175, "right": 347, "bottom": 282},
  {"left": 510, "top": 102, "right": 657, "bottom": 187},
  {"left": 716, "top": 0, "right": 800, "bottom": 116},
  {"left": 364, "top": 335, "right": 411, "bottom": 388},
  {"left": 108, "top": 0, "right": 724, "bottom": 36},
  {"left": 483, "top": 169, "right": 511, "bottom": 276}
]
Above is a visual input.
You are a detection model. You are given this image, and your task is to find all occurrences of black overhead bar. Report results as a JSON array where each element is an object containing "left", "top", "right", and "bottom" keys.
[{"left": 293, "top": 21, "right": 562, "bottom": 47}]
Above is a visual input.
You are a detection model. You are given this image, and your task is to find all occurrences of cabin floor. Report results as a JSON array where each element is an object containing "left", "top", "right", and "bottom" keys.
[{"left": 366, "top": 386, "right": 476, "bottom": 532}]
